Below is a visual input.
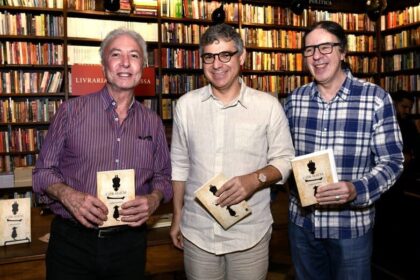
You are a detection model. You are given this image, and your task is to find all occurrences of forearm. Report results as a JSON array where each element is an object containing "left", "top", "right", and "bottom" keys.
[
  {"left": 172, "top": 181, "right": 185, "bottom": 217},
  {"left": 254, "top": 165, "right": 283, "bottom": 189},
  {"left": 46, "top": 182, "right": 74, "bottom": 202}
]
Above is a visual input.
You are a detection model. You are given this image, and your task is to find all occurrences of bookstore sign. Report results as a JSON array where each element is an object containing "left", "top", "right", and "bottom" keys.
[{"left": 71, "top": 64, "right": 156, "bottom": 96}]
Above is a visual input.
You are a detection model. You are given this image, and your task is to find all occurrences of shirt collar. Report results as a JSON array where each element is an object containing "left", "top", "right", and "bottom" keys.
[
  {"left": 201, "top": 77, "right": 248, "bottom": 109},
  {"left": 309, "top": 70, "right": 353, "bottom": 102},
  {"left": 100, "top": 87, "right": 137, "bottom": 110}
]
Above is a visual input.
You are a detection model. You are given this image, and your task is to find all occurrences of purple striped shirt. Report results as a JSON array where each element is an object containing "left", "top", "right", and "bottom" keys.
[{"left": 33, "top": 87, "right": 172, "bottom": 219}]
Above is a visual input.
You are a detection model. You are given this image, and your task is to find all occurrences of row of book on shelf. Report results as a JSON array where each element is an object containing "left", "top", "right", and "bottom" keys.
[
  {"left": 383, "top": 27, "right": 420, "bottom": 50},
  {"left": 0, "top": 98, "right": 62, "bottom": 123},
  {"left": 380, "top": 75, "right": 420, "bottom": 93},
  {"left": 381, "top": 4, "right": 420, "bottom": 30},
  {"left": 381, "top": 52, "right": 420, "bottom": 72},
  {"left": 0, "top": 71, "right": 63, "bottom": 94},
  {"left": 0, "top": 0, "right": 63, "bottom": 8},
  {"left": 0, "top": 41, "right": 64, "bottom": 65},
  {"left": 0, "top": 12, "right": 64, "bottom": 36},
  {"left": 0, "top": 154, "right": 37, "bottom": 172},
  {"left": 0, "top": 128, "right": 48, "bottom": 153}
]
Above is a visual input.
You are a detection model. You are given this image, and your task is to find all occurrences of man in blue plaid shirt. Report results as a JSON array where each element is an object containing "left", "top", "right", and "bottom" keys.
[{"left": 284, "top": 21, "right": 404, "bottom": 280}]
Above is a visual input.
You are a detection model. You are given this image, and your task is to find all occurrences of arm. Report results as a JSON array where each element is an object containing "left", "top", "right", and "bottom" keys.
[
  {"left": 170, "top": 180, "right": 186, "bottom": 249},
  {"left": 217, "top": 97, "right": 295, "bottom": 207},
  {"left": 47, "top": 183, "right": 108, "bottom": 227},
  {"left": 216, "top": 165, "right": 282, "bottom": 207},
  {"left": 33, "top": 102, "right": 108, "bottom": 227},
  {"left": 316, "top": 92, "right": 404, "bottom": 206}
]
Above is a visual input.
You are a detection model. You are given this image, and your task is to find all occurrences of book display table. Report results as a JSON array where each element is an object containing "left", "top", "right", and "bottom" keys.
[{"left": 0, "top": 208, "right": 183, "bottom": 280}]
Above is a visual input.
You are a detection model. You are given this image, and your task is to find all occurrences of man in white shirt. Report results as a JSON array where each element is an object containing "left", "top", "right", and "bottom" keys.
[{"left": 170, "top": 23, "right": 295, "bottom": 280}]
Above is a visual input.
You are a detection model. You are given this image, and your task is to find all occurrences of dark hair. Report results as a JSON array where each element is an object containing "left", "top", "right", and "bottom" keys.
[
  {"left": 303, "top": 21, "right": 350, "bottom": 71},
  {"left": 393, "top": 91, "right": 415, "bottom": 103},
  {"left": 199, "top": 23, "right": 244, "bottom": 56}
]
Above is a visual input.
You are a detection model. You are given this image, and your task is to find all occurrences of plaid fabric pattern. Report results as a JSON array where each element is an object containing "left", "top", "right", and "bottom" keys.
[{"left": 284, "top": 72, "right": 404, "bottom": 239}]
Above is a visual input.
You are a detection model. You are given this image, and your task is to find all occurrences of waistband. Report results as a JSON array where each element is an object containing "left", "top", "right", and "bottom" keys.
[{"left": 54, "top": 216, "right": 146, "bottom": 239}]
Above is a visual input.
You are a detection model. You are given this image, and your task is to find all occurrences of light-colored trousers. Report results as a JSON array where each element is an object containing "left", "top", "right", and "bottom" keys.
[{"left": 183, "top": 228, "right": 271, "bottom": 280}]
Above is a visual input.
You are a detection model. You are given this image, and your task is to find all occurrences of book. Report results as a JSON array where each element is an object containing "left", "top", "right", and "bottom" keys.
[
  {"left": 194, "top": 173, "right": 252, "bottom": 230},
  {"left": 97, "top": 169, "right": 135, "bottom": 228},
  {"left": 0, "top": 197, "right": 31, "bottom": 246},
  {"left": 291, "top": 149, "right": 338, "bottom": 207},
  {"left": 147, "top": 213, "right": 172, "bottom": 228}
]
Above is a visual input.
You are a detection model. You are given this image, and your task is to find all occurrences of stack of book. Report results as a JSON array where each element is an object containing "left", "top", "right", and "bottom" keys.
[{"left": 133, "top": 0, "right": 158, "bottom": 16}]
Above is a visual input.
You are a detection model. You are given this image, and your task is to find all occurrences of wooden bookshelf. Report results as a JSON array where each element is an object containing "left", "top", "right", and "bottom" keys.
[{"left": 0, "top": 0, "right": 419, "bottom": 167}]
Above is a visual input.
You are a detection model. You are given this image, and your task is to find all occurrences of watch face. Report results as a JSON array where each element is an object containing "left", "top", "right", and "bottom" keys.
[{"left": 258, "top": 173, "right": 267, "bottom": 183}]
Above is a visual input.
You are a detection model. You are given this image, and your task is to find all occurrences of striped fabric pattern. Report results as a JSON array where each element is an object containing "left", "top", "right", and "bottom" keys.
[{"left": 33, "top": 87, "right": 172, "bottom": 219}]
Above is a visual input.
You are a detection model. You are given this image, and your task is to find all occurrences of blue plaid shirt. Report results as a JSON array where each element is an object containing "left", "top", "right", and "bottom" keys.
[{"left": 284, "top": 72, "right": 404, "bottom": 239}]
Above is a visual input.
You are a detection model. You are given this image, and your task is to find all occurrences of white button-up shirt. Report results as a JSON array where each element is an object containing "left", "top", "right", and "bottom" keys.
[{"left": 171, "top": 79, "right": 295, "bottom": 254}]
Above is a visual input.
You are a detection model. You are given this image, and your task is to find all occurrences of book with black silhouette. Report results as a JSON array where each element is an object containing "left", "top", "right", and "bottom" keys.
[
  {"left": 0, "top": 197, "right": 31, "bottom": 246},
  {"left": 97, "top": 169, "right": 135, "bottom": 228},
  {"left": 194, "top": 173, "right": 252, "bottom": 230},
  {"left": 291, "top": 149, "right": 338, "bottom": 207}
]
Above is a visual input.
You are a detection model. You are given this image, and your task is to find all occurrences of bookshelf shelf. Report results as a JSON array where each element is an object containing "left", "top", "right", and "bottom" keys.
[
  {"left": 66, "top": 9, "right": 159, "bottom": 23},
  {"left": 381, "top": 46, "right": 420, "bottom": 55},
  {"left": 0, "top": 122, "right": 50, "bottom": 126},
  {"left": 381, "top": 22, "right": 420, "bottom": 35}
]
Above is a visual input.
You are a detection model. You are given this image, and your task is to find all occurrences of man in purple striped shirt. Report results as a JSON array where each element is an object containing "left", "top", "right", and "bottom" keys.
[{"left": 33, "top": 28, "right": 172, "bottom": 280}]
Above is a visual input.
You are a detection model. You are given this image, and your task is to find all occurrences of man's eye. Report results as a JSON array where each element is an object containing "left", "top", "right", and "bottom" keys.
[
  {"left": 203, "top": 54, "right": 213, "bottom": 59},
  {"left": 219, "top": 52, "right": 230, "bottom": 59},
  {"left": 319, "top": 45, "right": 330, "bottom": 51}
]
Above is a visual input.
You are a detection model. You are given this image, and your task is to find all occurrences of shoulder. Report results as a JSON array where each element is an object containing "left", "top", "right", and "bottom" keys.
[
  {"left": 350, "top": 77, "right": 391, "bottom": 104},
  {"left": 244, "top": 86, "right": 279, "bottom": 105},
  {"left": 176, "top": 86, "right": 208, "bottom": 106}
]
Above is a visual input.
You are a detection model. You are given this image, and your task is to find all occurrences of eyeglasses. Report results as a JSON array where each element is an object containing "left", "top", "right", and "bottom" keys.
[
  {"left": 303, "top": 42, "right": 341, "bottom": 57},
  {"left": 201, "top": 50, "right": 238, "bottom": 64}
]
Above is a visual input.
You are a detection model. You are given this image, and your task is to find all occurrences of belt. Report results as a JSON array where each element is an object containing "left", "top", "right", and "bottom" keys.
[
  {"left": 96, "top": 226, "right": 131, "bottom": 238},
  {"left": 56, "top": 216, "right": 143, "bottom": 238}
]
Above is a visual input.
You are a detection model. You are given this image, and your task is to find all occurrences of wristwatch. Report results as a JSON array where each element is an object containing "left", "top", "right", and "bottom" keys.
[{"left": 256, "top": 172, "right": 267, "bottom": 186}]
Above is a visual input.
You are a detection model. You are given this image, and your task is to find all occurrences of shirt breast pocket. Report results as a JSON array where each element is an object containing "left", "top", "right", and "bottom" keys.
[
  {"left": 134, "top": 139, "right": 155, "bottom": 169},
  {"left": 234, "top": 123, "right": 266, "bottom": 156}
]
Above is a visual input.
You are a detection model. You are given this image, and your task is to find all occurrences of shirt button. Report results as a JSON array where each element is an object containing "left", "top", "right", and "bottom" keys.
[
  {"left": 117, "top": 138, "right": 121, "bottom": 142},
  {"left": 115, "top": 159, "right": 119, "bottom": 163},
  {"left": 114, "top": 117, "right": 118, "bottom": 122},
  {"left": 112, "top": 102, "right": 116, "bottom": 106}
]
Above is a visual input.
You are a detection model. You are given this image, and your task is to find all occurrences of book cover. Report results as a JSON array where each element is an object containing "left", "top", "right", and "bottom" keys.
[
  {"left": 194, "top": 173, "right": 252, "bottom": 230},
  {"left": 97, "top": 169, "right": 135, "bottom": 228},
  {"left": 291, "top": 149, "right": 338, "bottom": 207},
  {"left": 0, "top": 197, "right": 31, "bottom": 246},
  {"left": 71, "top": 64, "right": 156, "bottom": 97}
]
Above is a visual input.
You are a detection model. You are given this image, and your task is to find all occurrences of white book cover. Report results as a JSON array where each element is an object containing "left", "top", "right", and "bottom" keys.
[
  {"left": 291, "top": 149, "right": 338, "bottom": 207},
  {"left": 97, "top": 169, "right": 135, "bottom": 228},
  {"left": 195, "top": 173, "right": 252, "bottom": 230},
  {"left": 0, "top": 197, "right": 31, "bottom": 246}
]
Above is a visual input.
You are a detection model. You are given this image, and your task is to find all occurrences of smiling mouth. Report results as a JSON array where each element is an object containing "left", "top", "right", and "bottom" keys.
[{"left": 118, "top": 73, "right": 132, "bottom": 77}]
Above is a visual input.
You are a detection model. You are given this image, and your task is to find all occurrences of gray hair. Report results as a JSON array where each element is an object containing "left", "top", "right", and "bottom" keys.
[
  {"left": 99, "top": 28, "right": 148, "bottom": 66},
  {"left": 199, "top": 24, "right": 244, "bottom": 55}
]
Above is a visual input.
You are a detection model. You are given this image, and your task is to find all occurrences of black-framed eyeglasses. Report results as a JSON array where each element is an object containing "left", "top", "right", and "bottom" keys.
[
  {"left": 303, "top": 42, "right": 341, "bottom": 57},
  {"left": 201, "top": 50, "right": 238, "bottom": 64}
]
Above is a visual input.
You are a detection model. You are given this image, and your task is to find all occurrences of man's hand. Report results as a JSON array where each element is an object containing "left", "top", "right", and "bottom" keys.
[
  {"left": 170, "top": 213, "right": 184, "bottom": 250},
  {"left": 48, "top": 184, "right": 108, "bottom": 228},
  {"left": 215, "top": 173, "right": 259, "bottom": 207},
  {"left": 315, "top": 181, "right": 357, "bottom": 205},
  {"left": 119, "top": 190, "right": 163, "bottom": 227}
]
